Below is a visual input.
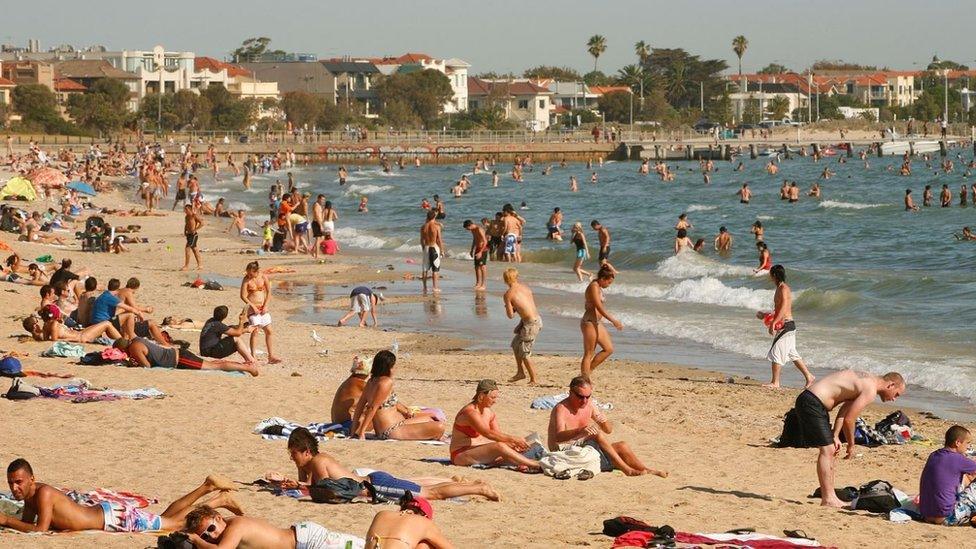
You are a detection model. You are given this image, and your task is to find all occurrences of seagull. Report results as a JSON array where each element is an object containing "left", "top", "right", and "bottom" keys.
[{"left": 311, "top": 329, "right": 325, "bottom": 343}]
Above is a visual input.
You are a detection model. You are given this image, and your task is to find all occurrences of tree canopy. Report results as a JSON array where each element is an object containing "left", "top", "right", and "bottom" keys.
[
  {"left": 374, "top": 69, "right": 454, "bottom": 128},
  {"left": 642, "top": 48, "right": 728, "bottom": 110},
  {"left": 11, "top": 84, "right": 66, "bottom": 133},
  {"left": 758, "top": 63, "right": 790, "bottom": 75},
  {"left": 231, "top": 37, "right": 286, "bottom": 63},
  {"left": 811, "top": 59, "right": 877, "bottom": 71},
  {"left": 66, "top": 78, "right": 131, "bottom": 133},
  {"left": 523, "top": 66, "right": 583, "bottom": 82}
]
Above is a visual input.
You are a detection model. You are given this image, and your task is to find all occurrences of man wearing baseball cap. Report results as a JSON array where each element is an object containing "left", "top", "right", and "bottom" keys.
[
  {"left": 363, "top": 491, "right": 453, "bottom": 548},
  {"left": 330, "top": 356, "right": 371, "bottom": 425}
]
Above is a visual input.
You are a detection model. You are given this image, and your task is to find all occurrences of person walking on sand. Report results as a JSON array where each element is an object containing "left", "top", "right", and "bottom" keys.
[
  {"left": 790, "top": 370, "right": 904, "bottom": 508},
  {"left": 758, "top": 265, "right": 814, "bottom": 388},
  {"left": 241, "top": 261, "right": 282, "bottom": 364},
  {"left": 180, "top": 204, "right": 204, "bottom": 271},
  {"left": 580, "top": 266, "right": 622, "bottom": 379},
  {"left": 463, "top": 219, "right": 488, "bottom": 291},
  {"left": 421, "top": 210, "right": 444, "bottom": 293},
  {"left": 502, "top": 268, "right": 542, "bottom": 385}
]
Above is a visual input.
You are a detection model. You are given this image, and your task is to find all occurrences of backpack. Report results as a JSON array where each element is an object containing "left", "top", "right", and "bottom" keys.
[
  {"left": 852, "top": 480, "right": 899, "bottom": 513},
  {"left": 875, "top": 411, "right": 910, "bottom": 433},
  {"left": 157, "top": 532, "right": 194, "bottom": 549},
  {"left": 309, "top": 477, "right": 364, "bottom": 504},
  {"left": 602, "top": 516, "right": 656, "bottom": 537},
  {"left": 776, "top": 408, "right": 802, "bottom": 448}
]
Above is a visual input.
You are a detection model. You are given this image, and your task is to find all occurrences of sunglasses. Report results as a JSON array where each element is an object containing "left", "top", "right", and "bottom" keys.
[
  {"left": 572, "top": 391, "right": 592, "bottom": 401},
  {"left": 200, "top": 519, "right": 218, "bottom": 541}
]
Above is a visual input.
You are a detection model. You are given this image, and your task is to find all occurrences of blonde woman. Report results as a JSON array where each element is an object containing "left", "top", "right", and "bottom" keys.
[{"left": 570, "top": 223, "right": 592, "bottom": 281}]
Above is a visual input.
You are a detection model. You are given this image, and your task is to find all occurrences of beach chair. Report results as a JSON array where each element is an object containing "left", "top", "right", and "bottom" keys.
[{"left": 80, "top": 216, "right": 111, "bottom": 252}]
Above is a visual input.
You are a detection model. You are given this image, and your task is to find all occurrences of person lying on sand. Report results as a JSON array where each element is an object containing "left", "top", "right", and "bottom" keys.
[
  {"left": 285, "top": 427, "right": 499, "bottom": 502},
  {"left": 364, "top": 493, "right": 453, "bottom": 549},
  {"left": 350, "top": 351, "right": 444, "bottom": 441},
  {"left": 23, "top": 307, "right": 121, "bottom": 343},
  {"left": 920, "top": 425, "right": 976, "bottom": 526},
  {"left": 449, "top": 379, "right": 541, "bottom": 471},
  {"left": 113, "top": 337, "right": 258, "bottom": 376},
  {"left": 0, "top": 459, "right": 240, "bottom": 534},
  {"left": 184, "top": 504, "right": 364, "bottom": 549},
  {"left": 547, "top": 376, "right": 668, "bottom": 478}
]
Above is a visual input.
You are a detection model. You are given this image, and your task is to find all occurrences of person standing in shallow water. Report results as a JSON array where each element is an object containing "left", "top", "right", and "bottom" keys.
[{"left": 758, "top": 264, "right": 814, "bottom": 388}]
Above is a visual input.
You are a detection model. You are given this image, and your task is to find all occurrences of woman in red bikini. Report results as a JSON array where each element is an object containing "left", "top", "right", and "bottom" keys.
[{"left": 448, "top": 379, "right": 541, "bottom": 470}]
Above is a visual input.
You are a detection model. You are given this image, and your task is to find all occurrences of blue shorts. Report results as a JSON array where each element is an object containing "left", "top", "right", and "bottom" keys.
[
  {"left": 576, "top": 248, "right": 586, "bottom": 260},
  {"left": 367, "top": 471, "right": 421, "bottom": 499}
]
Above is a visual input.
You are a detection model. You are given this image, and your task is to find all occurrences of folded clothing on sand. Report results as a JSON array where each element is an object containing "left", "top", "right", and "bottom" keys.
[
  {"left": 530, "top": 394, "right": 613, "bottom": 411},
  {"left": 5, "top": 379, "right": 166, "bottom": 403},
  {"left": 253, "top": 417, "right": 349, "bottom": 441},
  {"left": 41, "top": 342, "right": 86, "bottom": 358}
]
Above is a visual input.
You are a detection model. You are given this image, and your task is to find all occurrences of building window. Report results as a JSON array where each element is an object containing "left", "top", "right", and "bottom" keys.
[
  {"left": 538, "top": 99, "right": 545, "bottom": 109},
  {"left": 469, "top": 100, "right": 479, "bottom": 109},
  {"left": 518, "top": 99, "right": 529, "bottom": 109}
]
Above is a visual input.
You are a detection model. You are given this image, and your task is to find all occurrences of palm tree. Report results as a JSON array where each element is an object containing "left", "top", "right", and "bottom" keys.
[
  {"left": 587, "top": 35, "right": 607, "bottom": 72},
  {"left": 634, "top": 41, "right": 651, "bottom": 66},
  {"left": 616, "top": 64, "right": 644, "bottom": 91},
  {"left": 732, "top": 35, "right": 748, "bottom": 76}
]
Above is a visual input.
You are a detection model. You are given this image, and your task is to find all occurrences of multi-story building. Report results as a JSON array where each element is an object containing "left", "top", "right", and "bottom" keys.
[
  {"left": 0, "top": 60, "right": 54, "bottom": 90},
  {"left": 467, "top": 77, "right": 553, "bottom": 131}
]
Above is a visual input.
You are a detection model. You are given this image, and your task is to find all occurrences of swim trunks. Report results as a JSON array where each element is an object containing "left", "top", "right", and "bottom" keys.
[
  {"left": 99, "top": 501, "right": 162, "bottom": 533},
  {"left": 311, "top": 221, "right": 324, "bottom": 238},
  {"left": 366, "top": 471, "right": 421, "bottom": 500},
  {"left": 792, "top": 389, "right": 833, "bottom": 448},
  {"left": 423, "top": 245, "right": 441, "bottom": 273},
  {"left": 176, "top": 349, "right": 204, "bottom": 370},
  {"left": 576, "top": 248, "right": 586, "bottom": 260},
  {"left": 511, "top": 318, "right": 542, "bottom": 359},
  {"left": 249, "top": 312, "right": 273, "bottom": 327},
  {"left": 473, "top": 248, "right": 488, "bottom": 267},
  {"left": 293, "top": 521, "right": 365, "bottom": 549},
  {"left": 598, "top": 247, "right": 611, "bottom": 262},
  {"left": 504, "top": 234, "right": 517, "bottom": 255},
  {"left": 185, "top": 232, "right": 199, "bottom": 249},
  {"left": 175, "top": 189, "right": 186, "bottom": 201},
  {"left": 201, "top": 336, "right": 238, "bottom": 359},
  {"left": 766, "top": 321, "right": 800, "bottom": 366},
  {"left": 351, "top": 293, "right": 371, "bottom": 314}
]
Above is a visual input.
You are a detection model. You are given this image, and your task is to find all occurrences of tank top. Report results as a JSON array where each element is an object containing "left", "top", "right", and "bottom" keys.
[
  {"left": 136, "top": 337, "right": 176, "bottom": 368},
  {"left": 573, "top": 233, "right": 585, "bottom": 251}
]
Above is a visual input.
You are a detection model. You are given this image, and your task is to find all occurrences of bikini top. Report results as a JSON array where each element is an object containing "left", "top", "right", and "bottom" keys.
[{"left": 380, "top": 392, "right": 398, "bottom": 409}]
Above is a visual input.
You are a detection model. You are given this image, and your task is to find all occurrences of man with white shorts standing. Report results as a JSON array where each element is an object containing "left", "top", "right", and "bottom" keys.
[
  {"left": 420, "top": 210, "right": 444, "bottom": 293},
  {"left": 758, "top": 264, "right": 815, "bottom": 388}
]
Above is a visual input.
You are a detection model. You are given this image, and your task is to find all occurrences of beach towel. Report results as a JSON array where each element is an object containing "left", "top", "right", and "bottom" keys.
[
  {"left": 63, "top": 487, "right": 157, "bottom": 509},
  {"left": 37, "top": 381, "right": 165, "bottom": 403},
  {"left": 253, "top": 417, "right": 349, "bottom": 441},
  {"left": 530, "top": 393, "right": 613, "bottom": 411},
  {"left": 41, "top": 342, "right": 86, "bottom": 358},
  {"left": 0, "top": 492, "right": 23, "bottom": 516},
  {"left": 539, "top": 445, "right": 601, "bottom": 478},
  {"left": 248, "top": 478, "right": 308, "bottom": 499},
  {"left": 612, "top": 530, "right": 832, "bottom": 548}
]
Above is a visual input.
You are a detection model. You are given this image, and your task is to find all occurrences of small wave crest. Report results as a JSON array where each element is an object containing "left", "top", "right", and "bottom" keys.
[
  {"left": 653, "top": 253, "right": 755, "bottom": 279},
  {"left": 343, "top": 184, "right": 394, "bottom": 196},
  {"left": 818, "top": 200, "right": 886, "bottom": 210},
  {"left": 226, "top": 201, "right": 251, "bottom": 212},
  {"left": 686, "top": 204, "right": 717, "bottom": 213},
  {"left": 540, "top": 278, "right": 769, "bottom": 310},
  {"left": 332, "top": 227, "right": 386, "bottom": 249}
]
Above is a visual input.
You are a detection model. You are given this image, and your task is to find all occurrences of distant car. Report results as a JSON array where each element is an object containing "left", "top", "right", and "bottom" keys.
[{"left": 693, "top": 119, "right": 719, "bottom": 133}]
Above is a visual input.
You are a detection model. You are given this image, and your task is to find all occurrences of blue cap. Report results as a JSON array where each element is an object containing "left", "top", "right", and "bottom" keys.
[{"left": 0, "top": 356, "right": 24, "bottom": 377}]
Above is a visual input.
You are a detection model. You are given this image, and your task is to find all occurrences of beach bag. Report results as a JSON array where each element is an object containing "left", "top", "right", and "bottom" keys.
[
  {"left": 157, "top": 532, "right": 193, "bottom": 549},
  {"left": 875, "top": 410, "right": 910, "bottom": 433},
  {"left": 776, "top": 408, "right": 802, "bottom": 448},
  {"left": 310, "top": 478, "right": 363, "bottom": 504},
  {"left": 852, "top": 480, "right": 899, "bottom": 513},
  {"left": 603, "top": 516, "right": 657, "bottom": 537},
  {"left": 4, "top": 378, "right": 39, "bottom": 400}
]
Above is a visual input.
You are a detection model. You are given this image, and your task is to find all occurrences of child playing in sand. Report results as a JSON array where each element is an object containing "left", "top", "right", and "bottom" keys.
[{"left": 262, "top": 221, "right": 273, "bottom": 252}]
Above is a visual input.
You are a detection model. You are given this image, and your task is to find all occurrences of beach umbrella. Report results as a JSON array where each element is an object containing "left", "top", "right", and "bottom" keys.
[
  {"left": 28, "top": 167, "right": 68, "bottom": 189},
  {"left": 66, "top": 181, "right": 97, "bottom": 196},
  {"left": 0, "top": 176, "right": 38, "bottom": 201}
]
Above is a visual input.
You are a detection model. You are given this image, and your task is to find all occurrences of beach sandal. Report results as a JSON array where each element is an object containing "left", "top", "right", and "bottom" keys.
[
  {"left": 783, "top": 530, "right": 813, "bottom": 540},
  {"left": 576, "top": 470, "right": 594, "bottom": 481},
  {"left": 553, "top": 470, "right": 572, "bottom": 480}
]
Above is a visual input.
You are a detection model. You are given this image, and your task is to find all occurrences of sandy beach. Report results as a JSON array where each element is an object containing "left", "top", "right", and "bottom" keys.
[{"left": 0, "top": 175, "right": 972, "bottom": 549}]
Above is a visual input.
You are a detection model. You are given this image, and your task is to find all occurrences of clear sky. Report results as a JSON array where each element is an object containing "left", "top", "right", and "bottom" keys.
[{"left": 2, "top": 0, "right": 971, "bottom": 75}]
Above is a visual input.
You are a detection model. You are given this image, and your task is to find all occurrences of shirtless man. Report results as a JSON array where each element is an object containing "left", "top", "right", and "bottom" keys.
[
  {"left": 500, "top": 207, "right": 524, "bottom": 263},
  {"left": 463, "top": 219, "right": 488, "bottom": 290},
  {"left": 758, "top": 265, "right": 815, "bottom": 388},
  {"left": 311, "top": 194, "right": 326, "bottom": 259},
  {"left": 331, "top": 358, "right": 369, "bottom": 424},
  {"left": 788, "top": 182, "right": 800, "bottom": 203},
  {"left": 547, "top": 377, "right": 667, "bottom": 478},
  {"left": 23, "top": 310, "right": 121, "bottom": 343},
  {"left": 241, "top": 261, "right": 282, "bottom": 364},
  {"left": 589, "top": 220, "right": 616, "bottom": 273},
  {"left": 546, "top": 207, "right": 563, "bottom": 241},
  {"left": 181, "top": 204, "right": 204, "bottom": 271},
  {"left": 502, "top": 268, "right": 542, "bottom": 385},
  {"left": 714, "top": 226, "right": 733, "bottom": 252},
  {"left": 1, "top": 459, "right": 241, "bottom": 534},
  {"left": 420, "top": 210, "right": 444, "bottom": 293},
  {"left": 791, "top": 370, "right": 905, "bottom": 507},
  {"left": 941, "top": 184, "right": 952, "bottom": 208},
  {"left": 905, "top": 189, "right": 919, "bottom": 211},
  {"left": 227, "top": 210, "right": 258, "bottom": 237},
  {"left": 736, "top": 183, "right": 751, "bottom": 204},
  {"left": 172, "top": 172, "right": 187, "bottom": 211},
  {"left": 364, "top": 495, "right": 453, "bottom": 549},
  {"left": 185, "top": 504, "right": 364, "bottom": 549},
  {"left": 923, "top": 185, "right": 933, "bottom": 207},
  {"left": 285, "top": 428, "right": 499, "bottom": 503}
]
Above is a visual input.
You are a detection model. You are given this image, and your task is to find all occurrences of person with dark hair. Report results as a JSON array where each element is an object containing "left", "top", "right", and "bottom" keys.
[
  {"left": 22, "top": 306, "right": 121, "bottom": 343},
  {"left": 241, "top": 260, "right": 281, "bottom": 364},
  {"left": 674, "top": 228, "right": 693, "bottom": 254},
  {"left": 547, "top": 377, "right": 667, "bottom": 478},
  {"left": 449, "top": 379, "right": 540, "bottom": 469},
  {"left": 180, "top": 203, "right": 205, "bottom": 271},
  {"left": 918, "top": 425, "right": 976, "bottom": 526},
  {"left": 114, "top": 336, "right": 257, "bottom": 376},
  {"left": 714, "top": 226, "right": 733, "bottom": 252},
  {"left": 754, "top": 241, "right": 772, "bottom": 273},
  {"left": 349, "top": 351, "right": 445, "bottom": 441},
  {"left": 1, "top": 459, "right": 240, "bottom": 533},
  {"left": 757, "top": 264, "right": 814, "bottom": 388},
  {"left": 579, "top": 266, "right": 622, "bottom": 379},
  {"left": 463, "top": 219, "right": 488, "bottom": 291},
  {"left": 337, "top": 286, "right": 383, "bottom": 327},
  {"left": 792, "top": 370, "right": 905, "bottom": 508},
  {"left": 200, "top": 305, "right": 255, "bottom": 364},
  {"left": 906, "top": 188, "right": 920, "bottom": 211},
  {"left": 420, "top": 209, "right": 444, "bottom": 293},
  {"left": 185, "top": 504, "right": 365, "bottom": 549},
  {"left": 73, "top": 276, "right": 99, "bottom": 327},
  {"left": 364, "top": 494, "right": 453, "bottom": 549},
  {"left": 589, "top": 220, "right": 615, "bottom": 273}
]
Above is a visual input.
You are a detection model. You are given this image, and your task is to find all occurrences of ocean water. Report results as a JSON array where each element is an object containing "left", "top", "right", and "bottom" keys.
[{"left": 203, "top": 151, "right": 976, "bottom": 412}]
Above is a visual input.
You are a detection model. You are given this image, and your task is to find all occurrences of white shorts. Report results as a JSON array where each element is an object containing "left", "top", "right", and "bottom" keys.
[
  {"left": 249, "top": 312, "right": 272, "bottom": 327},
  {"left": 293, "top": 521, "right": 364, "bottom": 549},
  {"left": 767, "top": 329, "right": 801, "bottom": 365},
  {"left": 423, "top": 245, "right": 441, "bottom": 273},
  {"left": 352, "top": 294, "right": 371, "bottom": 314},
  {"left": 322, "top": 221, "right": 335, "bottom": 233}
]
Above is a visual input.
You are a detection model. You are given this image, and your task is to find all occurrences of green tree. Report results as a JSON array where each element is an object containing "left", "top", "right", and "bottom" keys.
[
  {"left": 767, "top": 96, "right": 790, "bottom": 119},
  {"left": 201, "top": 84, "right": 256, "bottom": 130},
  {"left": 586, "top": 35, "right": 607, "bottom": 72},
  {"left": 758, "top": 63, "right": 790, "bottom": 74},
  {"left": 138, "top": 91, "right": 210, "bottom": 131},
  {"left": 615, "top": 65, "right": 652, "bottom": 94},
  {"left": 374, "top": 69, "right": 453, "bottom": 128},
  {"left": 66, "top": 78, "right": 131, "bottom": 133},
  {"left": 597, "top": 90, "right": 633, "bottom": 122},
  {"left": 705, "top": 90, "right": 732, "bottom": 125},
  {"left": 11, "top": 84, "right": 62, "bottom": 131},
  {"left": 583, "top": 71, "right": 611, "bottom": 86},
  {"left": 231, "top": 37, "right": 285, "bottom": 63},
  {"left": 635, "top": 41, "right": 651, "bottom": 65},
  {"left": 743, "top": 99, "right": 762, "bottom": 124},
  {"left": 643, "top": 48, "right": 728, "bottom": 110},
  {"left": 379, "top": 99, "right": 420, "bottom": 128},
  {"left": 280, "top": 91, "right": 324, "bottom": 129},
  {"left": 638, "top": 88, "right": 675, "bottom": 121},
  {"left": 732, "top": 35, "right": 748, "bottom": 76},
  {"left": 927, "top": 55, "right": 969, "bottom": 71},
  {"left": 811, "top": 59, "right": 877, "bottom": 71},
  {"left": 522, "top": 66, "right": 582, "bottom": 81},
  {"left": 473, "top": 71, "right": 517, "bottom": 80}
]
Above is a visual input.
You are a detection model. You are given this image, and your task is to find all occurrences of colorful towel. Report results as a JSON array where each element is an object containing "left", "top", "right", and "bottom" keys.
[
  {"left": 253, "top": 417, "right": 349, "bottom": 441},
  {"left": 612, "top": 530, "right": 832, "bottom": 548},
  {"left": 248, "top": 478, "right": 308, "bottom": 499},
  {"left": 39, "top": 381, "right": 165, "bottom": 403},
  {"left": 530, "top": 393, "right": 613, "bottom": 411},
  {"left": 40, "top": 342, "right": 86, "bottom": 358},
  {"left": 63, "top": 488, "right": 158, "bottom": 509}
]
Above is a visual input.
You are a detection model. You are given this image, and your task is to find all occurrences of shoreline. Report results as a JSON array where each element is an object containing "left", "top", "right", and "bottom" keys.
[{"left": 0, "top": 172, "right": 973, "bottom": 548}]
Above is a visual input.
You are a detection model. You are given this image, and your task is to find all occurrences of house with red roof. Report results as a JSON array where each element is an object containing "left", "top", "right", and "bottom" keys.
[{"left": 467, "top": 77, "right": 553, "bottom": 130}]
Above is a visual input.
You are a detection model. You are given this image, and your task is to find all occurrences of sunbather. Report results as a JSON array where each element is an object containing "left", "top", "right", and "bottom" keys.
[
  {"left": 364, "top": 493, "right": 453, "bottom": 549},
  {"left": 0, "top": 459, "right": 241, "bottom": 533},
  {"left": 285, "top": 427, "right": 499, "bottom": 502},
  {"left": 449, "top": 379, "right": 540, "bottom": 469},
  {"left": 113, "top": 337, "right": 258, "bottom": 376},
  {"left": 331, "top": 357, "right": 369, "bottom": 424},
  {"left": 547, "top": 376, "right": 668, "bottom": 478},
  {"left": 350, "top": 351, "right": 445, "bottom": 441},
  {"left": 23, "top": 307, "right": 121, "bottom": 343},
  {"left": 184, "top": 504, "right": 364, "bottom": 549}
]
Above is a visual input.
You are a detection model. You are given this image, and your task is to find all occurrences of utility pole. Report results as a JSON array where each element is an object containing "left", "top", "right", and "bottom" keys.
[{"left": 700, "top": 81, "right": 704, "bottom": 112}]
